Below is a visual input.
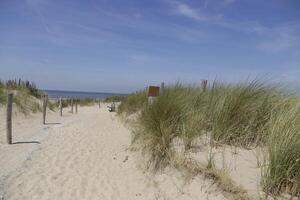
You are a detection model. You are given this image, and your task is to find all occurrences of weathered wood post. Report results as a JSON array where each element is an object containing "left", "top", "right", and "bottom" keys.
[
  {"left": 6, "top": 93, "right": 13, "bottom": 144},
  {"left": 59, "top": 97, "right": 63, "bottom": 116},
  {"left": 160, "top": 82, "right": 165, "bottom": 95},
  {"left": 148, "top": 86, "right": 160, "bottom": 106},
  {"left": 201, "top": 79, "right": 208, "bottom": 92},
  {"left": 98, "top": 99, "right": 101, "bottom": 108},
  {"left": 42, "top": 94, "right": 48, "bottom": 125},
  {"left": 71, "top": 99, "right": 74, "bottom": 114},
  {"left": 75, "top": 99, "right": 78, "bottom": 113}
]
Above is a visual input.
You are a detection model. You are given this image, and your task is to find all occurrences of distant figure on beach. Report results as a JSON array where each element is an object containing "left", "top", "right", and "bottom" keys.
[{"left": 107, "top": 102, "right": 116, "bottom": 112}]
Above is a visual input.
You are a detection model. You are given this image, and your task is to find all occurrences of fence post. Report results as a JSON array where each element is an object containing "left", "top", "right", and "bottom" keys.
[
  {"left": 6, "top": 93, "right": 13, "bottom": 144},
  {"left": 75, "top": 99, "right": 78, "bottom": 113},
  {"left": 160, "top": 82, "right": 165, "bottom": 95},
  {"left": 71, "top": 99, "right": 74, "bottom": 114},
  {"left": 59, "top": 97, "right": 63, "bottom": 116},
  {"left": 201, "top": 79, "right": 208, "bottom": 92},
  {"left": 42, "top": 95, "right": 48, "bottom": 124},
  {"left": 98, "top": 99, "right": 101, "bottom": 108}
]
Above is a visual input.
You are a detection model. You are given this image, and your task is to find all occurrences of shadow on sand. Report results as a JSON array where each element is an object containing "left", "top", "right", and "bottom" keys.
[
  {"left": 44, "top": 122, "right": 61, "bottom": 125},
  {"left": 12, "top": 141, "right": 41, "bottom": 145}
]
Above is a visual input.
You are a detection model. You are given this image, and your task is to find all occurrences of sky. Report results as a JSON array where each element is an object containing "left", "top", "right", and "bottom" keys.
[{"left": 0, "top": 0, "right": 300, "bottom": 93}]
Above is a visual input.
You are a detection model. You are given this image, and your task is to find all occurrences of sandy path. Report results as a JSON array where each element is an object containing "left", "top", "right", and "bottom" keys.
[{"left": 0, "top": 106, "right": 227, "bottom": 200}]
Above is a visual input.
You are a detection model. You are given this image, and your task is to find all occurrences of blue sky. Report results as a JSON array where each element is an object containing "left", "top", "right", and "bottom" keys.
[{"left": 0, "top": 0, "right": 300, "bottom": 93}]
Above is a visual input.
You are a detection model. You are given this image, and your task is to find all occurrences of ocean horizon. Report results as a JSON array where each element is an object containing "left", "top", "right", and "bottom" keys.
[{"left": 44, "top": 89, "right": 128, "bottom": 99}]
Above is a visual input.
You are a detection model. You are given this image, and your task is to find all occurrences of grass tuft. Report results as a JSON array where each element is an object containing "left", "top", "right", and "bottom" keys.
[{"left": 262, "top": 99, "right": 300, "bottom": 197}]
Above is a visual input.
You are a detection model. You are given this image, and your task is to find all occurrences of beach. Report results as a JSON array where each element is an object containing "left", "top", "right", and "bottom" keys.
[{"left": 0, "top": 105, "right": 229, "bottom": 200}]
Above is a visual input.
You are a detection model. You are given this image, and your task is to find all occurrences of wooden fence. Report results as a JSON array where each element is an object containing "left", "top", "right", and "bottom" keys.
[{"left": 4, "top": 95, "right": 95, "bottom": 144}]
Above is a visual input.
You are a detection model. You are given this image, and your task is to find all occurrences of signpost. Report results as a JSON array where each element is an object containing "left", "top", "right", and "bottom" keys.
[{"left": 148, "top": 86, "right": 160, "bottom": 106}]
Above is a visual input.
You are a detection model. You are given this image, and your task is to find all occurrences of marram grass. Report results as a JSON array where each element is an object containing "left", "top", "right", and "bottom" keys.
[
  {"left": 119, "top": 79, "right": 300, "bottom": 198},
  {"left": 117, "top": 89, "right": 148, "bottom": 115},
  {"left": 262, "top": 99, "right": 300, "bottom": 197},
  {"left": 0, "top": 79, "right": 43, "bottom": 114}
]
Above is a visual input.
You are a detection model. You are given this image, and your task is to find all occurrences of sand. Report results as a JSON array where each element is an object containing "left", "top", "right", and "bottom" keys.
[{"left": 0, "top": 105, "right": 229, "bottom": 200}]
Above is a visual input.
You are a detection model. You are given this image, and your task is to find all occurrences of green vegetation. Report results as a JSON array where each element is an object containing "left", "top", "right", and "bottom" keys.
[
  {"left": 104, "top": 95, "right": 126, "bottom": 103},
  {"left": 0, "top": 79, "right": 43, "bottom": 114},
  {"left": 4, "top": 79, "right": 43, "bottom": 98},
  {"left": 118, "top": 80, "right": 300, "bottom": 198},
  {"left": 49, "top": 98, "right": 97, "bottom": 111},
  {"left": 117, "top": 90, "right": 147, "bottom": 115},
  {"left": 262, "top": 99, "right": 300, "bottom": 196},
  {"left": 75, "top": 98, "right": 96, "bottom": 106},
  {"left": 0, "top": 80, "right": 5, "bottom": 104}
]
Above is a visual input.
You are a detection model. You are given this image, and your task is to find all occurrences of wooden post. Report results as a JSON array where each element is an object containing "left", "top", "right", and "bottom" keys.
[
  {"left": 71, "top": 99, "right": 74, "bottom": 114},
  {"left": 42, "top": 95, "right": 48, "bottom": 124},
  {"left": 59, "top": 97, "right": 63, "bottom": 116},
  {"left": 6, "top": 93, "right": 13, "bottom": 144},
  {"left": 160, "top": 82, "right": 165, "bottom": 95},
  {"left": 75, "top": 99, "right": 78, "bottom": 113},
  {"left": 98, "top": 99, "right": 101, "bottom": 108},
  {"left": 201, "top": 79, "right": 208, "bottom": 92}
]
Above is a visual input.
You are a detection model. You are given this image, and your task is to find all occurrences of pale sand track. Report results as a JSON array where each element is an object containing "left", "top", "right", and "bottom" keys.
[{"left": 0, "top": 105, "right": 227, "bottom": 200}]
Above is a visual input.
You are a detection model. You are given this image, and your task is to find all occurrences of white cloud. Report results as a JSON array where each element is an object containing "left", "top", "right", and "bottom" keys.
[
  {"left": 167, "top": 1, "right": 299, "bottom": 53},
  {"left": 171, "top": 1, "right": 222, "bottom": 22},
  {"left": 176, "top": 3, "right": 208, "bottom": 21}
]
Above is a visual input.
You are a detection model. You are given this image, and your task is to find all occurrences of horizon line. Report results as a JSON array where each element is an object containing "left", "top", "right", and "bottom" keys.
[{"left": 42, "top": 89, "right": 129, "bottom": 95}]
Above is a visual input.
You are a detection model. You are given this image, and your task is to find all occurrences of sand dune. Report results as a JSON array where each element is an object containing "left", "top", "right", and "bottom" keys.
[{"left": 0, "top": 105, "right": 228, "bottom": 200}]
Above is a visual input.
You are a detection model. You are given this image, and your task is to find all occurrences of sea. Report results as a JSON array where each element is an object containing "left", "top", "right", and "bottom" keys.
[{"left": 44, "top": 90, "right": 128, "bottom": 100}]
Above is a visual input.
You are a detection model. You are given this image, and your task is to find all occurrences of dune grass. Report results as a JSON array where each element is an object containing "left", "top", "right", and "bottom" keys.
[
  {"left": 0, "top": 79, "right": 43, "bottom": 114},
  {"left": 49, "top": 98, "right": 97, "bottom": 111},
  {"left": 119, "top": 79, "right": 300, "bottom": 198},
  {"left": 207, "top": 80, "right": 282, "bottom": 148},
  {"left": 0, "top": 81, "right": 5, "bottom": 104},
  {"left": 104, "top": 95, "right": 126, "bottom": 103},
  {"left": 262, "top": 99, "right": 300, "bottom": 197},
  {"left": 13, "top": 87, "right": 42, "bottom": 113},
  {"left": 117, "top": 90, "right": 148, "bottom": 115}
]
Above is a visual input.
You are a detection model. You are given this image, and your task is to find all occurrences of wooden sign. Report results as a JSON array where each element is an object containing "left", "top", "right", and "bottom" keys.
[{"left": 148, "top": 86, "right": 160, "bottom": 97}]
